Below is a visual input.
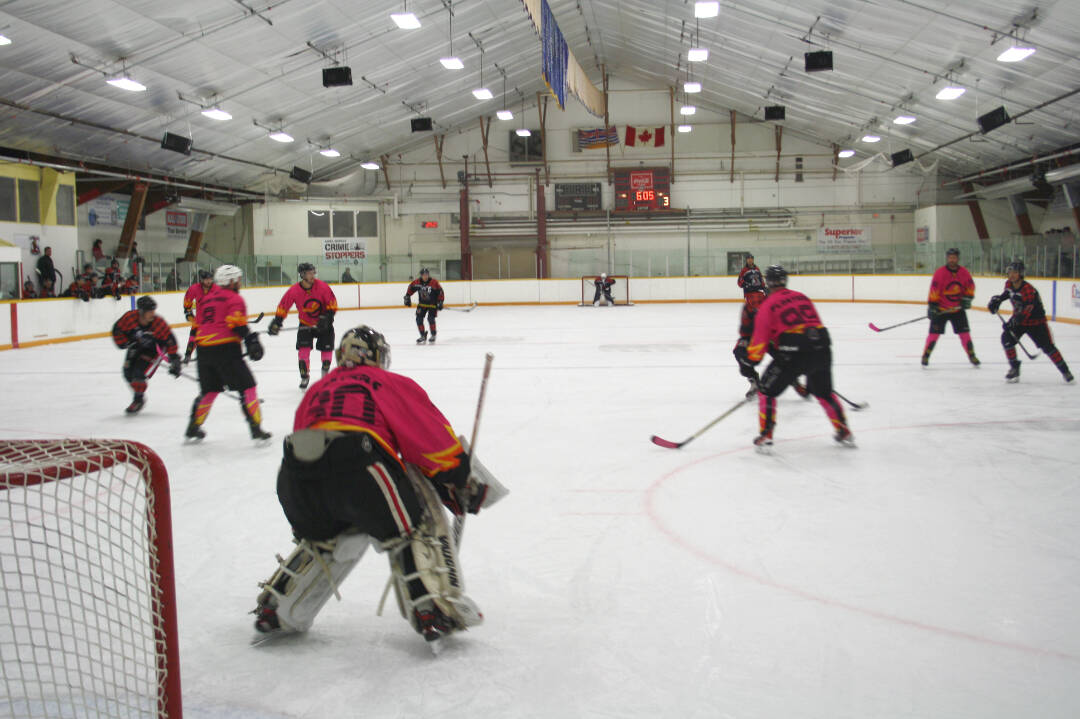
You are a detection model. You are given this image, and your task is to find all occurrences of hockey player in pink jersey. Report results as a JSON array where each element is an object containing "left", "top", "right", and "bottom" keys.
[
  {"left": 185, "top": 264, "right": 269, "bottom": 442},
  {"left": 922, "top": 247, "right": 979, "bottom": 367},
  {"left": 268, "top": 263, "right": 339, "bottom": 389},
  {"left": 181, "top": 269, "right": 215, "bottom": 364},
  {"left": 253, "top": 325, "right": 502, "bottom": 649},
  {"left": 746, "top": 265, "right": 854, "bottom": 451}
]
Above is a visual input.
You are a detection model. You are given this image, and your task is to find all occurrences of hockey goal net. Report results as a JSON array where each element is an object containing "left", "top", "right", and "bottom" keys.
[
  {"left": 0, "top": 439, "right": 181, "bottom": 718},
  {"left": 579, "top": 275, "right": 631, "bottom": 306}
]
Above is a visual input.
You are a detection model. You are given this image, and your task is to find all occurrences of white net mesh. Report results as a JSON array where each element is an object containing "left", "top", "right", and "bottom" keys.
[
  {"left": 580, "top": 275, "right": 631, "bottom": 305},
  {"left": 0, "top": 440, "right": 179, "bottom": 719}
]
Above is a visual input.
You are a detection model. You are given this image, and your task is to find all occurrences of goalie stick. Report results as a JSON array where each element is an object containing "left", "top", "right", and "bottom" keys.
[
  {"left": 453, "top": 352, "right": 494, "bottom": 550},
  {"left": 996, "top": 313, "right": 1040, "bottom": 360},
  {"left": 651, "top": 396, "right": 751, "bottom": 449}
]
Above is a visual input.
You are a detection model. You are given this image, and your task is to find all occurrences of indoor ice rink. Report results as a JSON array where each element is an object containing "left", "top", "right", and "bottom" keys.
[{"left": 2, "top": 299, "right": 1080, "bottom": 718}]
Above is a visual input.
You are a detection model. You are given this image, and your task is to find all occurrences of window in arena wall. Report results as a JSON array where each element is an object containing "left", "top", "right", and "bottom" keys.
[
  {"left": 307, "top": 210, "right": 330, "bottom": 237},
  {"left": 355, "top": 210, "right": 377, "bottom": 237},
  {"left": 331, "top": 210, "right": 355, "bottom": 238},
  {"left": 0, "top": 178, "right": 14, "bottom": 221},
  {"left": 56, "top": 185, "right": 75, "bottom": 225},
  {"left": 18, "top": 179, "right": 40, "bottom": 223}
]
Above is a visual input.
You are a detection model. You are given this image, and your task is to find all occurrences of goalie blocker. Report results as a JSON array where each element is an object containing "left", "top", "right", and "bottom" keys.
[{"left": 253, "top": 325, "right": 507, "bottom": 648}]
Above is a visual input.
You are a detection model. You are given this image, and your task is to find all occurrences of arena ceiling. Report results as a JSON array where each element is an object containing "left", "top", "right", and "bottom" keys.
[{"left": 0, "top": 0, "right": 1077, "bottom": 196}]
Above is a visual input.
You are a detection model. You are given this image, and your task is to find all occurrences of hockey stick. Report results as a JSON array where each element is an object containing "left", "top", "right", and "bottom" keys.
[
  {"left": 834, "top": 390, "right": 868, "bottom": 411},
  {"left": 176, "top": 370, "right": 265, "bottom": 403},
  {"left": 650, "top": 397, "right": 751, "bottom": 449},
  {"left": 144, "top": 348, "right": 168, "bottom": 379},
  {"left": 442, "top": 302, "right": 478, "bottom": 313},
  {"left": 996, "top": 314, "right": 1040, "bottom": 360},
  {"left": 249, "top": 312, "right": 265, "bottom": 324},
  {"left": 453, "top": 352, "right": 494, "bottom": 550},
  {"left": 867, "top": 315, "right": 925, "bottom": 332}
]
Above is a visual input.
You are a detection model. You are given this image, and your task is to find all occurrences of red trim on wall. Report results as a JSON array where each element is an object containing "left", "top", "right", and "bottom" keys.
[{"left": 10, "top": 303, "right": 18, "bottom": 349}]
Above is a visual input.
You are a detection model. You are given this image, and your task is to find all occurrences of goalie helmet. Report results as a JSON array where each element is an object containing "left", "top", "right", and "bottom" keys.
[
  {"left": 1006, "top": 260, "right": 1025, "bottom": 277},
  {"left": 214, "top": 264, "right": 243, "bottom": 286},
  {"left": 764, "top": 265, "right": 788, "bottom": 289},
  {"left": 136, "top": 295, "right": 156, "bottom": 312},
  {"left": 337, "top": 325, "right": 391, "bottom": 370},
  {"left": 197, "top": 269, "right": 212, "bottom": 281},
  {"left": 297, "top": 262, "right": 316, "bottom": 276}
]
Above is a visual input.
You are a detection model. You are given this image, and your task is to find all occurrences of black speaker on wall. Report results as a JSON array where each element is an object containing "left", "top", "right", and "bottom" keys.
[
  {"left": 891, "top": 149, "right": 915, "bottom": 167},
  {"left": 764, "top": 105, "right": 786, "bottom": 121},
  {"left": 289, "top": 166, "right": 313, "bottom": 184},
  {"left": 160, "top": 132, "right": 192, "bottom": 155},
  {"left": 411, "top": 117, "right": 433, "bottom": 132},
  {"left": 977, "top": 106, "right": 1010, "bottom": 135},
  {"left": 804, "top": 50, "right": 834, "bottom": 72},
  {"left": 322, "top": 66, "right": 353, "bottom": 87}
]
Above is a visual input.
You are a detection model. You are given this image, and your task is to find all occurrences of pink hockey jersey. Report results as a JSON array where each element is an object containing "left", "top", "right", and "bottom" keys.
[
  {"left": 747, "top": 287, "right": 826, "bottom": 363},
  {"left": 275, "top": 279, "right": 338, "bottom": 327},
  {"left": 183, "top": 282, "right": 212, "bottom": 316},
  {"left": 927, "top": 265, "right": 975, "bottom": 310},
  {"left": 195, "top": 285, "right": 249, "bottom": 346},
  {"left": 294, "top": 365, "right": 464, "bottom": 478}
]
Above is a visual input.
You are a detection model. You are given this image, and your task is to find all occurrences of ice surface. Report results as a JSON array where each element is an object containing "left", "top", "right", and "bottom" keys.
[{"left": 1, "top": 301, "right": 1079, "bottom": 719}]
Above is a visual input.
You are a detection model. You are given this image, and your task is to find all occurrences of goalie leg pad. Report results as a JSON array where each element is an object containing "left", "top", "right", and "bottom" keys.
[{"left": 255, "top": 532, "right": 370, "bottom": 633}]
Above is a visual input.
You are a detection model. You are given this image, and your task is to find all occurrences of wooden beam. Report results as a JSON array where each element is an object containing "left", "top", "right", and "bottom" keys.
[
  {"left": 380, "top": 155, "right": 391, "bottom": 190},
  {"left": 729, "top": 110, "right": 736, "bottom": 183},
  {"left": 537, "top": 92, "right": 549, "bottom": 185},
  {"left": 602, "top": 67, "right": 611, "bottom": 185},
  {"left": 116, "top": 182, "right": 148, "bottom": 258},
  {"left": 774, "top": 125, "right": 783, "bottom": 183},
  {"left": 77, "top": 181, "right": 130, "bottom": 205},
  {"left": 479, "top": 118, "right": 493, "bottom": 188},
  {"left": 183, "top": 213, "right": 209, "bottom": 261},
  {"left": 433, "top": 135, "right": 447, "bottom": 189}
]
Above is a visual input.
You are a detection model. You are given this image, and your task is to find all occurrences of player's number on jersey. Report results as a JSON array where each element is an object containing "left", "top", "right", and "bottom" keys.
[{"left": 778, "top": 302, "right": 820, "bottom": 327}]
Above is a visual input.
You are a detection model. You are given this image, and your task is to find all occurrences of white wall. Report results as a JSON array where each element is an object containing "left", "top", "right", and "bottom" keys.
[
  {"left": 4, "top": 274, "right": 1079, "bottom": 350},
  {"left": 0, "top": 221, "right": 79, "bottom": 289}
]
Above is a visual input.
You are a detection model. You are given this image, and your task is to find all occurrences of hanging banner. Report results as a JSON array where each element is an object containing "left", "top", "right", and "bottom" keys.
[
  {"left": 519, "top": 0, "right": 604, "bottom": 116},
  {"left": 818, "top": 226, "right": 872, "bottom": 253},
  {"left": 541, "top": 0, "right": 568, "bottom": 110},
  {"left": 916, "top": 226, "right": 930, "bottom": 245},
  {"left": 166, "top": 210, "right": 189, "bottom": 240},
  {"left": 323, "top": 238, "right": 367, "bottom": 261}
]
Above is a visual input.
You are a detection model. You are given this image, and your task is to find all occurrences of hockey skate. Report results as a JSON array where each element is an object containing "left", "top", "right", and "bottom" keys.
[
  {"left": 428, "top": 332, "right": 436, "bottom": 344},
  {"left": 753, "top": 431, "right": 773, "bottom": 454},
  {"left": 125, "top": 396, "right": 145, "bottom": 415},
  {"left": 1005, "top": 363, "right": 1021, "bottom": 383},
  {"left": 417, "top": 330, "right": 428, "bottom": 344},
  {"left": 920, "top": 351, "right": 930, "bottom": 367},
  {"left": 299, "top": 374, "right": 310, "bottom": 389},
  {"left": 834, "top": 426, "right": 856, "bottom": 448},
  {"left": 250, "top": 425, "right": 272, "bottom": 442},
  {"left": 1065, "top": 370, "right": 1075, "bottom": 384},
  {"left": 184, "top": 422, "right": 206, "bottom": 441}
]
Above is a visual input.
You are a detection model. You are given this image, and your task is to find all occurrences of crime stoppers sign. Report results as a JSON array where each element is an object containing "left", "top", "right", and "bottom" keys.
[{"left": 323, "top": 239, "right": 366, "bottom": 261}]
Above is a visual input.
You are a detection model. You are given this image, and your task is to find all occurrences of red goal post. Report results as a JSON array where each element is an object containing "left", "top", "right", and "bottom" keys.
[
  {"left": 0, "top": 439, "right": 182, "bottom": 718},
  {"left": 579, "top": 275, "right": 632, "bottom": 306}
]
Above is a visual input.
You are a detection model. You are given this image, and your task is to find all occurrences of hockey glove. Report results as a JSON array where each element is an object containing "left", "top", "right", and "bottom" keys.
[
  {"left": 404, "top": 295, "right": 412, "bottom": 307},
  {"left": 244, "top": 333, "right": 265, "bottom": 361},
  {"left": 926, "top": 303, "right": 939, "bottom": 320},
  {"left": 133, "top": 328, "right": 157, "bottom": 351},
  {"left": 168, "top": 354, "right": 182, "bottom": 377},
  {"left": 185, "top": 309, "right": 195, "bottom": 322},
  {"left": 267, "top": 317, "right": 283, "bottom": 336},
  {"left": 437, "top": 301, "right": 444, "bottom": 311},
  {"left": 316, "top": 311, "right": 334, "bottom": 334},
  {"left": 960, "top": 297, "right": 972, "bottom": 310},
  {"left": 987, "top": 295, "right": 1002, "bottom": 314}
]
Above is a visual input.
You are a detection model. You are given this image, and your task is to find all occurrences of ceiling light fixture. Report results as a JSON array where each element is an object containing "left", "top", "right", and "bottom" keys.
[
  {"left": 391, "top": 0, "right": 421, "bottom": 29},
  {"left": 678, "top": 124, "right": 692, "bottom": 133},
  {"left": 360, "top": 161, "right": 380, "bottom": 170},
  {"left": 497, "top": 109, "right": 513, "bottom": 121},
  {"left": 687, "top": 47, "right": 709, "bottom": 62},
  {"left": 893, "top": 115, "right": 916, "bottom": 125},
  {"left": 0, "top": 34, "right": 12, "bottom": 46},
  {"left": 106, "top": 74, "right": 146, "bottom": 92},
  {"left": 497, "top": 71, "right": 513, "bottom": 120},
  {"left": 935, "top": 86, "right": 965, "bottom": 100},
  {"left": 319, "top": 148, "right": 341, "bottom": 158},
  {"left": 997, "top": 45, "right": 1035, "bottom": 63},
  {"left": 201, "top": 106, "right": 232, "bottom": 121},
  {"left": 268, "top": 130, "right": 294, "bottom": 143},
  {"left": 684, "top": 81, "right": 701, "bottom": 94},
  {"left": 861, "top": 134, "right": 881, "bottom": 143},
  {"left": 472, "top": 47, "right": 492, "bottom": 100},
  {"left": 440, "top": 1, "right": 463, "bottom": 70},
  {"left": 838, "top": 149, "right": 855, "bottom": 158},
  {"left": 516, "top": 94, "right": 530, "bottom": 136},
  {"left": 680, "top": 104, "right": 697, "bottom": 116},
  {"left": 694, "top": 1, "right": 719, "bottom": 19}
]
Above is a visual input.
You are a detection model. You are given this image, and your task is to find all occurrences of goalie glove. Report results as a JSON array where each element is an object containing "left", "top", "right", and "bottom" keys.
[
  {"left": 316, "top": 311, "right": 334, "bottom": 334},
  {"left": 245, "top": 332, "right": 265, "bottom": 361},
  {"left": 268, "top": 316, "right": 283, "bottom": 336}
]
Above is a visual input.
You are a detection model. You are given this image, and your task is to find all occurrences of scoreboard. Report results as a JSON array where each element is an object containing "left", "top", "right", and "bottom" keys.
[
  {"left": 554, "top": 182, "right": 602, "bottom": 211},
  {"left": 614, "top": 167, "right": 671, "bottom": 211}
]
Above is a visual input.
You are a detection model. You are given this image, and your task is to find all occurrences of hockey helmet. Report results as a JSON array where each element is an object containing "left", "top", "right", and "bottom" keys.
[
  {"left": 136, "top": 295, "right": 157, "bottom": 312},
  {"left": 764, "top": 265, "right": 788, "bottom": 288},
  {"left": 946, "top": 247, "right": 960, "bottom": 257},
  {"left": 601, "top": 272, "right": 607, "bottom": 279},
  {"left": 337, "top": 325, "right": 391, "bottom": 370},
  {"left": 297, "top": 262, "right": 316, "bottom": 276},
  {"left": 419, "top": 267, "right": 430, "bottom": 277},
  {"left": 214, "top": 264, "right": 243, "bottom": 286},
  {"left": 1006, "top": 260, "right": 1025, "bottom": 277},
  {"left": 197, "top": 269, "right": 213, "bottom": 281}
]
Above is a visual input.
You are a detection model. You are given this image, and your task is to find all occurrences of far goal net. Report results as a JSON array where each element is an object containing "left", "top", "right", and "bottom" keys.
[
  {"left": 0, "top": 439, "right": 182, "bottom": 718},
  {"left": 579, "top": 275, "right": 632, "bottom": 306}
]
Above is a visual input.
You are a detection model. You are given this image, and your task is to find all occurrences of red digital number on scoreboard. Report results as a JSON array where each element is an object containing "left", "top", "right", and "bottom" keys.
[{"left": 635, "top": 190, "right": 655, "bottom": 202}]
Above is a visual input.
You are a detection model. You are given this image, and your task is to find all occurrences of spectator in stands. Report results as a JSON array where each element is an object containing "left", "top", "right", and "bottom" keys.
[
  {"left": 341, "top": 267, "right": 356, "bottom": 283},
  {"left": 36, "top": 246, "right": 56, "bottom": 296},
  {"left": 165, "top": 268, "right": 179, "bottom": 291},
  {"left": 22, "top": 279, "right": 37, "bottom": 299},
  {"left": 92, "top": 239, "right": 105, "bottom": 262}
]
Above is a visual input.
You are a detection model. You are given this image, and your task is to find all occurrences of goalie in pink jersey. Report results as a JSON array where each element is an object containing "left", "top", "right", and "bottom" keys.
[
  {"left": 268, "top": 263, "right": 339, "bottom": 388},
  {"left": 746, "top": 265, "right": 854, "bottom": 451},
  {"left": 185, "top": 264, "right": 269, "bottom": 442},
  {"left": 922, "top": 247, "right": 979, "bottom": 367},
  {"left": 252, "top": 324, "right": 504, "bottom": 649}
]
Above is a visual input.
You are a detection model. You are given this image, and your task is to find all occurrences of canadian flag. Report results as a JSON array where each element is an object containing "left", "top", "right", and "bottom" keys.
[{"left": 624, "top": 125, "right": 665, "bottom": 148}]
